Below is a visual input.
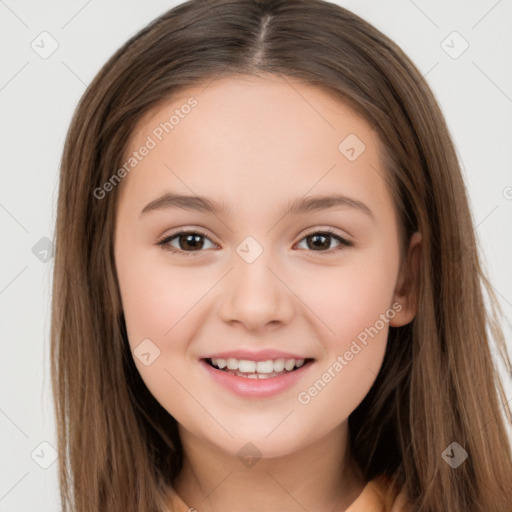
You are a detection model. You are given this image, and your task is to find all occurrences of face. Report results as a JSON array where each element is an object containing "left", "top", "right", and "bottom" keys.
[{"left": 114, "top": 74, "right": 417, "bottom": 460}]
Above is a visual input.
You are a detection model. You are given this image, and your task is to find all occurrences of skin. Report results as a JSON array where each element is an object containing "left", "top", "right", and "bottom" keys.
[{"left": 114, "top": 74, "right": 421, "bottom": 512}]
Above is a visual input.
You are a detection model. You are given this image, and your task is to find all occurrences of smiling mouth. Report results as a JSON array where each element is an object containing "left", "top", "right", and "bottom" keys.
[{"left": 204, "top": 357, "right": 314, "bottom": 379}]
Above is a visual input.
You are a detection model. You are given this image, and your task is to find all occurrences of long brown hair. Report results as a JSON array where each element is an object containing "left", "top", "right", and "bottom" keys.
[{"left": 51, "top": 1, "right": 512, "bottom": 510}]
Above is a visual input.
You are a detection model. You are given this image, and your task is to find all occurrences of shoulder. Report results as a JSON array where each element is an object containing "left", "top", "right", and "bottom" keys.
[
  {"left": 162, "top": 485, "right": 193, "bottom": 512},
  {"left": 347, "top": 474, "right": 408, "bottom": 512},
  {"left": 164, "top": 474, "right": 408, "bottom": 512}
]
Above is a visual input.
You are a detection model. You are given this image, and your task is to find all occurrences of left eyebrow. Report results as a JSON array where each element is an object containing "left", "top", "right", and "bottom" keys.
[
  {"left": 286, "top": 193, "right": 374, "bottom": 220},
  {"left": 139, "top": 192, "right": 374, "bottom": 220}
]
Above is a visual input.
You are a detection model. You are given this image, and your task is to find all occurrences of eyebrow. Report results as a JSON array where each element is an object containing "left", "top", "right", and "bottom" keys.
[{"left": 139, "top": 192, "right": 374, "bottom": 219}]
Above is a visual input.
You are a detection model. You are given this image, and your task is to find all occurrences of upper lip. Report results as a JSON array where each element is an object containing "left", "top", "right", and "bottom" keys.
[{"left": 201, "top": 349, "right": 312, "bottom": 362}]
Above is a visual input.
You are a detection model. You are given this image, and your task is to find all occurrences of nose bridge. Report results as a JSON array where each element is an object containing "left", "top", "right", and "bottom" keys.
[{"left": 218, "top": 239, "right": 294, "bottom": 330}]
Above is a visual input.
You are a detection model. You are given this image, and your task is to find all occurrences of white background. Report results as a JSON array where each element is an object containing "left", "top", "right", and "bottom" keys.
[{"left": 0, "top": 1, "right": 511, "bottom": 510}]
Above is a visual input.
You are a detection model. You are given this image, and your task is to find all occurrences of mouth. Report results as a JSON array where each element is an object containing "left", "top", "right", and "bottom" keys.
[
  {"left": 203, "top": 357, "right": 315, "bottom": 379},
  {"left": 200, "top": 356, "right": 316, "bottom": 398}
]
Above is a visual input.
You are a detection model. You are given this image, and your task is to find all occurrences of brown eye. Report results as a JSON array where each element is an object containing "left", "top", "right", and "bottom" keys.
[
  {"left": 158, "top": 231, "right": 216, "bottom": 253},
  {"left": 296, "top": 231, "right": 351, "bottom": 254},
  {"left": 176, "top": 233, "right": 205, "bottom": 250}
]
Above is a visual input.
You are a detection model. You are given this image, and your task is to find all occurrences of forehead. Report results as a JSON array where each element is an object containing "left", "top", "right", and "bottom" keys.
[
  {"left": 119, "top": 74, "right": 390, "bottom": 215},
  {"left": 130, "top": 73, "right": 374, "bottom": 151}
]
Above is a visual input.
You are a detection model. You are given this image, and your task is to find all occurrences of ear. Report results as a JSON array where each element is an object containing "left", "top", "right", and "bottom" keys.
[{"left": 389, "top": 231, "right": 422, "bottom": 327}]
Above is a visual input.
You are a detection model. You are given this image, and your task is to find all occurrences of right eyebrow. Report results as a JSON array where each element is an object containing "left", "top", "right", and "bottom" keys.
[{"left": 139, "top": 192, "right": 232, "bottom": 218}]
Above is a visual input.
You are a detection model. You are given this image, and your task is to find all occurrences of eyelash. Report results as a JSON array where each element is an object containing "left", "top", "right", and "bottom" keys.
[{"left": 156, "top": 229, "right": 352, "bottom": 256}]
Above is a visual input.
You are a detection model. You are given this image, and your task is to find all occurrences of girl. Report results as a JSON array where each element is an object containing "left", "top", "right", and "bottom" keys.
[{"left": 50, "top": 1, "right": 512, "bottom": 511}]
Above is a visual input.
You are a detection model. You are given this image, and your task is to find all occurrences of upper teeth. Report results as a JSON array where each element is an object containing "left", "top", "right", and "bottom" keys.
[{"left": 211, "top": 357, "right": 305, "bottom": 373}]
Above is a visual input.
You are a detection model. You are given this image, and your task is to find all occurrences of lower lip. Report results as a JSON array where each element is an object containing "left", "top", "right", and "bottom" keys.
[{"left": 200, "top": 359, "right": 314, "bottom": 398}]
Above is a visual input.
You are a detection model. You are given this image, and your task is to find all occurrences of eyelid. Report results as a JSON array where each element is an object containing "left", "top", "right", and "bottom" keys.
[
  {"left": 156, "top": 228, "right": 219, "bottom": 255},
  {"left": 294, "top": 228, "right": 352, "bottom": 255},
  {"left": 156, "top": 227, "right": 353, "bottom": 255}
]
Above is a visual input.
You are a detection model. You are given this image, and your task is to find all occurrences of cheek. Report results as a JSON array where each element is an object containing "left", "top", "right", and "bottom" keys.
[
  {"left": 292, "top": 247, "right": 399, "bottom": 399},
  {"left": 115, "top": 250, "right": 206, "bottom": 416},
  {"left": 294, "top": 266, "right": 395, "bottom": 420},
  {"left": 299, "top": 253, "right": 399, "bottom": 345},
  {"left": 116, "top": 249, "right": 208, "bottom": 348}
]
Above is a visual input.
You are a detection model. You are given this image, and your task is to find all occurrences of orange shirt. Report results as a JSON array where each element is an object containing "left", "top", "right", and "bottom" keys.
[{"left": 165, "top": 474, "right": 406, "bottom": 511}]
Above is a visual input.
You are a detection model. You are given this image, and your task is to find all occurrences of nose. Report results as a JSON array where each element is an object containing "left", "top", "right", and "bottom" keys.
[{"left": 218, "top": 251, "right": 295, "bottom": 333}]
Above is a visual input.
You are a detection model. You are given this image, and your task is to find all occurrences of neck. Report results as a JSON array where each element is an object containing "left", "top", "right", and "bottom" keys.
[{"left": 171, "top": 422, "right": 366, "bottom": 512}]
